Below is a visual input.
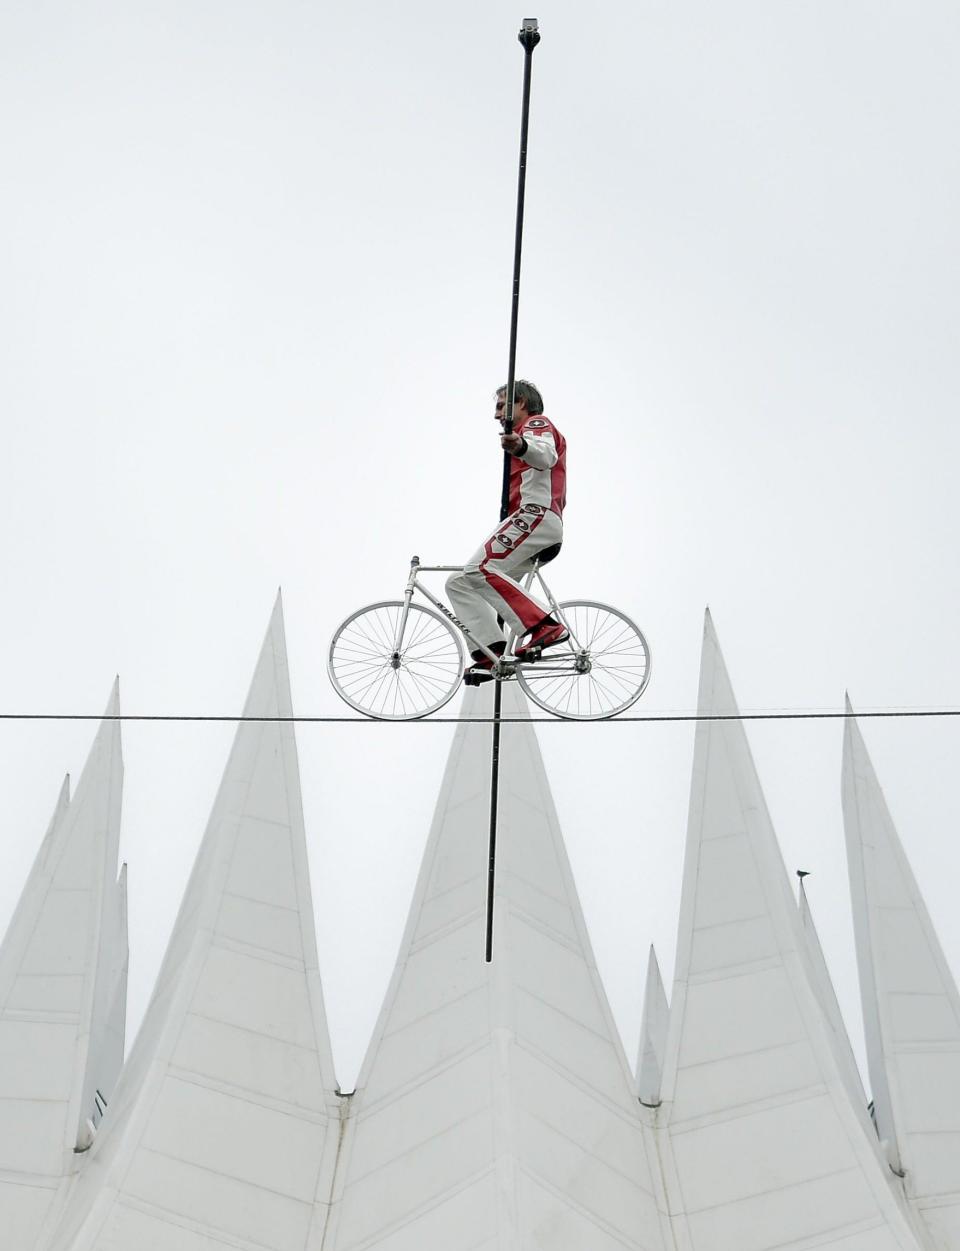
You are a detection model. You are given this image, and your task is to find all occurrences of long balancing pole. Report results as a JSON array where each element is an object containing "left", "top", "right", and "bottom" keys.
[{"left": 486, "top": 17, "right": 541, "bottom": 964}]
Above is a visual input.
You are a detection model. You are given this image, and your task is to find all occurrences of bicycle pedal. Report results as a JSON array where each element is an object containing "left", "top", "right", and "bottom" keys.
[{"left": 463, "top": 669, "right": 495, "bottom": 687}]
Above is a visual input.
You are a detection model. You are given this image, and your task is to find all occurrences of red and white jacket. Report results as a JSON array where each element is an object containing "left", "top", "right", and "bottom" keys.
[{"left": 508, "top": 414, "right": 566, "bottom": 517}]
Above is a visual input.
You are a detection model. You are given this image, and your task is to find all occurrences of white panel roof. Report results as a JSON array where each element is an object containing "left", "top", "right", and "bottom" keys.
[
  {"left": 843, "top": 703, "right": 960, "bottom": 1249},
  {"left": 660, "top": 613, "right": 923, "bottom": 1251},
  {"left": 46, "top": 596, "right": 341, "bottom": 1251},
  {"left": 323, "top": 682, "right": 671, "bottom": 1251},
  {"left": 6, "top": 601, "right": 958, "bottom": 1250},
  {"left": 0, "top": 685, "right": 126, "bottom": 1251}
]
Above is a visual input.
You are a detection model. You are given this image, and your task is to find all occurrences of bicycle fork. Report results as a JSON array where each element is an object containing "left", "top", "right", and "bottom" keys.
[{"left": 390, "top": 556, "right": 420, "bottom": 668}]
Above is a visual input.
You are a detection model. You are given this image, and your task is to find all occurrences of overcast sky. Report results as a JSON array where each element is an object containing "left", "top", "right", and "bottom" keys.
[{"left": 2, "top": 0, "right": 960, "bottom": 1091}]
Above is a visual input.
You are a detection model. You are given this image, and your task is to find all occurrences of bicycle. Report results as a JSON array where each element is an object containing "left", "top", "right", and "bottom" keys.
[{"left": 327, "top": 554, "right": 651, "bottom": 721}]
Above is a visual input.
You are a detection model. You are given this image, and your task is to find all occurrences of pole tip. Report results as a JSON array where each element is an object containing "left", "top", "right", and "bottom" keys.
[{"left": 518, "top": 17, "right": 540, "bottom": 50}]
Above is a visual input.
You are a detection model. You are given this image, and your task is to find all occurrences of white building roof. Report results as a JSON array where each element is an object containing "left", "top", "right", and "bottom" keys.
[
  {"left": 323, "top": 682, "right": 671, "bottom": 1251},
  {"left": 7, "top": 601, "right": 960, "bottom": 1250},
  {"left": 660, "top": 612, "right": 923, "bottom": 1251},
  {"left": 47, "top": 596, "right": 341, "bottom": 1251},
  {"left": 843, "top": 701, "right": 960, "bottom": 1249},
  {"left": 0, "top": 684, "right": 126, "bottom": 1251}
]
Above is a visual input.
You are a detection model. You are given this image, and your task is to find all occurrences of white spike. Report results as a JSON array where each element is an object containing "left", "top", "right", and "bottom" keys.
[
  {"left": 637, "top": 945, "right": 669, "bottom": 1106},
  {"left": 0, "top": 688, "right": 124, "bottom": 1250},
  {"left": 797, "top": 879, "right": 872, "bottom": 1125},
  {"left": 323, "top": 682, "right": 670, "bottom": 1250},
  {"left": 660, "top": 613, "right": 923, "bottom": 1251},
  {"left": 46, "top": 600, "right": 341, "bottom": 1251},
  {"left": 844, "top": 700, "right": 960, "bottom": 1246}
]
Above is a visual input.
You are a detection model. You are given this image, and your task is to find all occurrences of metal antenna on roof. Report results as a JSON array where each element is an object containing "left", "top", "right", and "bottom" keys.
[{"left": 486, "top": 17, "right": 541, "bottom": 963}]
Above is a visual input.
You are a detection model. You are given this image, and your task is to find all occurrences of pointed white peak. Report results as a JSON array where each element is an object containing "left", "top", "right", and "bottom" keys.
[
  {"left": 324, "top": 682, "right": 670, "bottom": 1251},
  {"left": 47, "top": 594, "right": 342, "bottom": 1251},
  {"left": 0, "top": 774, "right": 69, "bottom": 983},
  {"left": 76, "top": 680, "right": 127, "bottom": 1147},
  {"left": 661, "top": 613, "right": 922, "bottom": 1251},
  {"left": 78, "top": 861, "right": 129, "bottom": 1147},
  {"left": 843, "top": 699, "right": 960, "bottom": 1247},
  {"left": 797, "top": 877, "right": 875, "bottom": 1137},
  {"left": 0, "top": 686, "right": 124, "bottom": 1251},
  {"left": 637, "top": 945, "right": 668, "bottom": 1106}
]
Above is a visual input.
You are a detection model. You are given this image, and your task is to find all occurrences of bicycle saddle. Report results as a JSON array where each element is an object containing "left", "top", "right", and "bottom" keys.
[{"left": 534, "top": 542, "right": 561, "bottom": 567}]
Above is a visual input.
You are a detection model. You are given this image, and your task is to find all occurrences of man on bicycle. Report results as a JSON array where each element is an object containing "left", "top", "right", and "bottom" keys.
[{"left": 446, "top": 380, "right": 569, "bottom": 679}]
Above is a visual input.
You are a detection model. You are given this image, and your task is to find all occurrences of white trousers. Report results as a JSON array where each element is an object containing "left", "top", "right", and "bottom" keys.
[{"left": 445, "top": 505, "right": 563, "bottom": 648}]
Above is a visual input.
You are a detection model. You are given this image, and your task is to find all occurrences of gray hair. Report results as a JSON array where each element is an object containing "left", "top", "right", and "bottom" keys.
[{"left": 496, "top": 379, "right": 544, "bottom": 416}]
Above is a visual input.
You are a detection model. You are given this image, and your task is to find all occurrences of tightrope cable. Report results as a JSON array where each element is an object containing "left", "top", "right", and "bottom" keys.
[{"left": 3, "top": 709, "right": 960, "bottom": 725}]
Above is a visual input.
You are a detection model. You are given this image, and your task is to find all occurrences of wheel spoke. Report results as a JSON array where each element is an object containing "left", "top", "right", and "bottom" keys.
[
  {"left": 404, "top": 610, "right": 432, "bottom": 651},
  {"left": 368, "top": 609, "right": 397, "bottom": 653},
  {"left": 341, "top": 659, "right": 387, "bottom": 689}
]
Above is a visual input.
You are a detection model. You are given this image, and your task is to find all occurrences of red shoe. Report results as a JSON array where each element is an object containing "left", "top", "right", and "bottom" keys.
[
  {"left": 468, "top": 642, "right": 505, "bottom": 670},
  {"left": 463, "top": 643, "right": 505, "bottom": 684},
  {"left": 515, "top": 620, "right": 569, "bottom": 660}
]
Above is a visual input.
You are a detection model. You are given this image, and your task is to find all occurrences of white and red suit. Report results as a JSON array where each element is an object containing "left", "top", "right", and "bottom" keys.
[{"left": 446, "top": 414, "right": 567, "bottom": 646}]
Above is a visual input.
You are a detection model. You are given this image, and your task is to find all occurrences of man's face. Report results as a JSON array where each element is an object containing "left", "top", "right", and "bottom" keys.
[{"left": 495, "top": 393, "right": 527, "bottom": 425}]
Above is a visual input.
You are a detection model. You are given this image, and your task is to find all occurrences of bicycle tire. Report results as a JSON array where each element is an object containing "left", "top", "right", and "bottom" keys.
[
  {"left": 328, "top": 601, "right": 464, "bottom": 720},
  {"left": 516, "top": 600, "right": 651, "bottom": 720}
]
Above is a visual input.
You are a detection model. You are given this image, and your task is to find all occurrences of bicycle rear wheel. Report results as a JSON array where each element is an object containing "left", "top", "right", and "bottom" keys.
[
  {"left": 328, "top": 601, "right": 464, "bottom": 720},
  {"left": 516, "top": 600, "right": 651, "bottom": 720}
]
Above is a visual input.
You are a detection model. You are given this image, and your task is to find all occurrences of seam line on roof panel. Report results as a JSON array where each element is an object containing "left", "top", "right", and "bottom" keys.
[
  {"left": 184, "top": 1009, "right": 328, "bottom": 1058},
  {"left": 373, "top": 985, "right": 488, "bottom": 1048},
  {"left": 356, "top": 1038, "right": 491, "bottom": 1122},
  {"left": 220, "top": 889, "right": 299, "bottom": 916},
  {"left": 524, "top": 1104, "right": 656, "bottom": 1193},
  {"left": 689, "top": 912, "right": 772, "bottom": 935},
  {"left": 668, "top": 1082, "right": 833, "bottom": 1137},
  {"left": 516, "top": 984, "right": 625, "bottom": 1050},
  {"left": 0, "top": 1169, "right": 60, "bottom": 1188},
  {"left": 507, "top": 905, "right": 585, "bottom": 960},
  {"left": 412, "top": 871, "right": 484, "bottom": 910},
  {"left": 133, "top": 1143, "right": 314, "bottom": 1204},
  {"left": 502, "top": 865, "right": 567, "bottom": 912},
  {"left": 165, "top": 1067, "right": 334, "bottom": 1126},
  {"left": 918, "top": 1190, "right": 960, "bottom": 1209},
  {"left": 686, "top": 954, "right": 785, "bottom": 986},
  {"left": 512, "top": 1036, "right": 643, "bottom": 1129},
  {"left": 0, "top": 1008, "right": 82, "bottom": 1024},
  {"left": 209, "top": 933, "right": 304, "bottom": 973},
  {"left": 114, "top": 1192, "right": 272, "bottom": 1251},
  {"left": 407, "top": 910, "right": 486, "bottom": 957},
  {"left": 672, "top": 1038, "right": 818, "bottom": 1078},
  {"left": 331, "top": 1163, "right": 497, "bottom": 1250},
  {"left": 331, "top": 1112, "right": 493, "bottom": 1193},
  {"left": 514, "top": 1159, "right": 654, "bottom": 1248},
  {"left": 676, "top": 1162, "right": 869, "bottom": 1216}
]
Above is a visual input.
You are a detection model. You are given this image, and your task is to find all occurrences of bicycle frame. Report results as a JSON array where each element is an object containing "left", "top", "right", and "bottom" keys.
[
  {"left": 328, "top": 559, "right": 650, "bottom": 721},
  {"left": 397, "top": 555, "right": 587, "bottom": 672}
]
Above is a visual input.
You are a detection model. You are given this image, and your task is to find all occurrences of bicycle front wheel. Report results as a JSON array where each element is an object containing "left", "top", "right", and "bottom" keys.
[
  {"left": 328, "top": 601, "right": 464, "bottom": 720},
  {"left": 516, "top": 601, "right": 651, "bottom": 720}
]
